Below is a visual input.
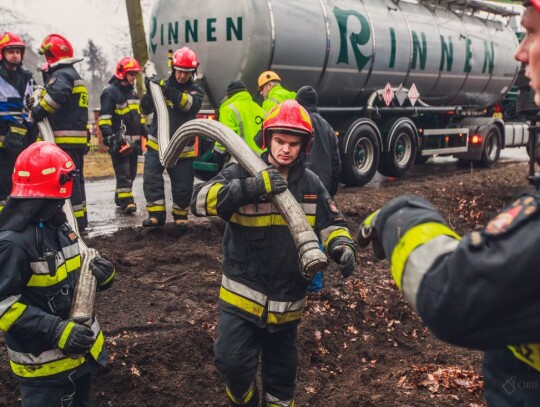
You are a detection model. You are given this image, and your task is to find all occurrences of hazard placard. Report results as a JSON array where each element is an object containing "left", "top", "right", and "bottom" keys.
[
  {"left": 383, "top": 83, "right": 394, "bottom": 107},
  {"left": 408, "top": 84, "right": 420, "bottom": 106}
]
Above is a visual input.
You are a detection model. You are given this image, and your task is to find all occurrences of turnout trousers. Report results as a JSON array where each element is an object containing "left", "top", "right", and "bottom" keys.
[
  {"left": 143, "top": 148, "right": 193, "bottom": 223},
  {"left": 111, "top": 151, "right": 138, "bottom": 210},
  {"left": 0, "top": 149, "right": 16, "bottom": 211},
  {"left": 63, "top": 149, "right": 87, "bottom": 232},
  {"left": 214, "top": 310, "right": 298, "bottom": 406},
  {"left": 20, "top": 373, "right": 92, "bottom": 407}
]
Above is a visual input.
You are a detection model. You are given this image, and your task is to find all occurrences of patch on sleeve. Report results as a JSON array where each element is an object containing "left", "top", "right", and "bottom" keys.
[
  {"left": 327, "top": 198, "right": 340, "bottom": 214},
  {"left": 485, "top": 195, "right": 539, "bottom": 236},
  {"left": 303, "top": 194, "right": 317, "bottom": 202}
]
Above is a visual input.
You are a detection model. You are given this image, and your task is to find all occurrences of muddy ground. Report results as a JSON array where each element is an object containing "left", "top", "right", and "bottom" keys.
[{"left": 0, "top": 161, "right": 534, "bottom": 406}]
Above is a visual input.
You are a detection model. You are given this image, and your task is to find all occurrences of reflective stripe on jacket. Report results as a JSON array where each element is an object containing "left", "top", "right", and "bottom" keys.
[{"left": 261, "top": 85, "right": 296, "bottom": 114}]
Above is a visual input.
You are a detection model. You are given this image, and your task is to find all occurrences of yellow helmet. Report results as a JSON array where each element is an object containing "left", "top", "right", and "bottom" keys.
[{"left": 258, "top": 71, "right": 281, "bottom": 90}]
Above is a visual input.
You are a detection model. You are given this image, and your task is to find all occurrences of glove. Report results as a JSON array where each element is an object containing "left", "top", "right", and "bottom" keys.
[
  {"left": 90, "top": 255, "right": 115, "bottom": 290},
  {"left": 145, "top": 76, "right": 164, "bottom": 92},
  {"left": 357, "top": 209, "right": 386, "bottom": 260},
  {"left": 24, "top": 95, "right": 35, "bottom": 111},
  {"left": 333, "top": 244, "right": 356, "bottom": 278},
  {"left": 245, "top": 168, "right": 287, "bottom": 199},
  {"left": 30, "top": 105, "right": 46, "bottom": 123},
  {"left": 4, "top": 127, "right": 27, "bottom": 158},
  {"left": 162, "top": 86, "right": 178, "bottom": 103},
  {"left": 54, "top": 320, "right": 94, "bottom": 357}
]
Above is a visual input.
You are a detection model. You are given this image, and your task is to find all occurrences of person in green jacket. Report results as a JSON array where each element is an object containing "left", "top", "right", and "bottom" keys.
[
  {"left": 213, "top": 80, "right": 265, "bottom": 166},
  {"left": 257, "top": 71, "right": 296, "bottom": 114}
]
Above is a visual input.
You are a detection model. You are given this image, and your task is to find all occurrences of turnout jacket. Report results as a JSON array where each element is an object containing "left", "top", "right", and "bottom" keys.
[
  {"left": 0, "top": 62, "right": 34, "bottom": 148},
  {"left": 191, "top": 154, "right": 354, "bottom": 332},
  {"left": 262, "top": 85, "right": 296, "bottom": 114},
  {"left": 0, "top": 221, "right": 106, "bottom": 384},
  {"left": 98, "top": 77, "right": 146, "bottom": 147},
  {"left": 32, "top": 64, "right": 89, "bottom": 150},
  {"left": 367, "top": 194, "right": 540, "bottom": 397},
  {"left": 140, "top": 76, "right": 204, "bottom": 159}
]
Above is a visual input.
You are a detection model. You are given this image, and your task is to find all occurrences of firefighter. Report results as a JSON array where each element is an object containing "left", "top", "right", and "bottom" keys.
[
  {"left": 0, "top": 32, "right": 35, "bottom": 213},
  {"left": 0, "top": 141, "right": 114, "bottom": 406},
  {"left": 31, "top": 34, "right": 90, "bottom": 233},
  {"left": 99, "top": 57, "right": 145, "bottom": 214},
  {"left": 296, "top": 85, "right": 342, "bottom": 296},
  {"left": 257, "top": 70, "right": 296, "bottom": 114},
  {"left": 140, "top": 47, "right": 204, "bottom": 229},
  {"left": 191, "top": 100, "right": 356, "bottom": 406},
  {"left": 212, "top": 80, "right": 265, "bottom": 167},
  {"left": 357, "top": 3, "right": 540, "bottom": 405}
]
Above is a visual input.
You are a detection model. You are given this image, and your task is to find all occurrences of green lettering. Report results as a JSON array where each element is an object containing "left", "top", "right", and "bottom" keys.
[
  {"left": 168, "top": 22, "right": 178, "bottom": 45},
  {"left": 185, "top": 20, "right": 198, "bottom": 43},
  {"left": 226, "top": 17, "right": 243, "bottom": 41},
  {"left": 160, "top": 23, "right": 164, "bottom": 48},
  {"left": 389, "top": 27, "right": 396, "bottom": 69},
  {"left": 411, "top": 31, "right": 427, "bottom": 70},
  {"left": 464, "top": 37, "right": 472, "bottom": 73},
  {"left": 333, "top": 7, "right": 371, "bottom": 71},
  {"left": 149, "top": 16, "right": 157, "bottom": 54},
  {"left": 483, "top": 40, "right": 494, "bottom": 74},
  {"left": 439, "top": 35, "right": 453, "bottom": 71},
  {"left": 207, "top": 18, "right": 217, "bottom": 42}
]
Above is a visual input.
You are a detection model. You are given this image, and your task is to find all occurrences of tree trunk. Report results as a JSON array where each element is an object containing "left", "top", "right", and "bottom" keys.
[{"left": 125, "top": 0, "right": 149, "bottom": 96}]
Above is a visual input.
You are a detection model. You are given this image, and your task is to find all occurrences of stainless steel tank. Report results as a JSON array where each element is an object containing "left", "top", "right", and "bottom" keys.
[{"left": 148, "top": 0, "right": 519, "bottom": 107}]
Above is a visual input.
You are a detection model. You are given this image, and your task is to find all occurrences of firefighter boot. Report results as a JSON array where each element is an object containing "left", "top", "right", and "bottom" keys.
[
  {"left": 226, "top": 384, "right": 259, "bottom": 407},
  {"left": 174, "top": 215, "right": 188, "bottom": 230},
  {"left": 123, "top": 203, "right": 137, "bottom": 214},
  {"left": 142, "top": 214, "right": 165, "bottom": 228}
]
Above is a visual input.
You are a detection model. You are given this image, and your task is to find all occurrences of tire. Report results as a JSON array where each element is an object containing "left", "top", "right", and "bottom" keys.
[
  {"left": 378, "top": 120, "right": 417, "bottom": 177},
  {"left": 479, "top": 125, "right": 501, "bottom": 167},
  {"left": 341, "top": 124, "right": 380, "bottom": 186}
]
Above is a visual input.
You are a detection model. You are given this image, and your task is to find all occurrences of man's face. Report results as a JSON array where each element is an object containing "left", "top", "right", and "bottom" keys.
[
  {"left": 124, "top": 72, "right": 137, "bottom": 86},
  {"left": 3, "top": 48, "right": 22, "bottom": 68},
  {"left": 259, "top": 83, "right": 271, "bottom": 99},
  {"left": 268, "top": 132, "right": 303, "bottom": 167},
  {"left": 174, "top": 70, "right": 192, "bottom": 84},
  {"left": 515, "top": 6, "right": 540, "bottom": 106}
]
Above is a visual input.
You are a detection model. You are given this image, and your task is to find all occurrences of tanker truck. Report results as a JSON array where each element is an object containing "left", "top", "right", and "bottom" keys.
[{"left": 147, "top": 0, "right": 529, "bottom": 186}]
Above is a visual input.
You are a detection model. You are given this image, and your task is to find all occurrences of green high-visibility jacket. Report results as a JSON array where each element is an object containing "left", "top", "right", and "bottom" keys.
[{"left": 261, "top": 85, "right": 296, "bottom": 114}]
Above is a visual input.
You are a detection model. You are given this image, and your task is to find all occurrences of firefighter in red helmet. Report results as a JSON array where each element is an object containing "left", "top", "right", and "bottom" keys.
[
  {"left": 191, "top": 100, "right": 356, "bottom": 406},
  {"left": 0, "top": 32, "right": 35, "bottom": 213},
  {"left": 98, "top": 57, "right": 145, "bottom": 213},
  {"left": 140, "top": 46, "right": 204, "bottom": 229},
  {"left": 0, "top": 142, "right": 114, "bottom": 406},
  {"left": 31, "top": 34, "right": 90, "bottom": 232}
]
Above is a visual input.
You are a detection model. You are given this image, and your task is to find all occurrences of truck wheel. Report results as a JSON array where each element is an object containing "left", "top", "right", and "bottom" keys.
[
  {"left": 480, "top": 125, "right": 501, "bottom": 167},
  {"left": 341, "top": 125, "right": 380, "bottom": 186},
  {"left": 378, "top": 122, "right": 417, "bottom": 177}
]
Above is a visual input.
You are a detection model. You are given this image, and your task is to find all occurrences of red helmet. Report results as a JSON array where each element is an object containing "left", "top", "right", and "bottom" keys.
[
  {"left": 39, "top": 34, "right": 75, "bottom": 67},
  {"left": 114, "top": 56, "right": 142, "bottom": 80},
  {"left": 11, "top": 142, "right": 76, "bottom": 199},
  {"left": 172, "top": 47, "right": 199, "bottom": 72},
  {"left": 0, "top": 32, "right": 25, "bottom": 61},
  {"left": 262, "top": 100, "right": 313, "bottom": 154}
]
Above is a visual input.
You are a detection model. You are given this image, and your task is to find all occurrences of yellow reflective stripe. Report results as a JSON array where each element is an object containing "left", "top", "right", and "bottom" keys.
[
  {"left": 148, "top": 205, "right": 166, "bottom": 212},
  {"left": 90, "top": 331, "right": 105, "bottom": 360},
  {"left": 508, "top": 343, "right": 540, "bottom": 372},
  {"left": 98, "top": 119, "right": 112, "bottom": 126},
  {"left": 261, "top": 170, "right": 272, "bottom": 193},
  {"left": 39, "top": 98, "right": 56, "bottom": 114},
  {"left": 10, "top": 127, "right": 27, "bottom": 135},
  {"left": 54, "top": 137, "right": 88, "bottom": 145},
  {"left": 141, "top": 117, "right": 146, "bottom": 124},
  {"left": 114, "top": 106, "right": 131, "bottom": 115},
  {"left": 226, "top": 384, "right": 255, "bottom": 404},
  {"left": 0, "top": 302, "right": 27, "bottom": 331},
  {"left": 146, "top": 139, "right": 158, "bottom": 151},
  {"left": 58, "top": 322, "right": 75, "bottom": 349},
  {"left": 100, "top": 270, "right": 115, "bottom": 286},
  {"left": 117, "top": 192, "right": 133, "bottom": 199},
  {"left": 267, "top": 309, "right": 303, "bottom": 325},
  {"left": 391, "top": 223, "right": 460, "bottom": 290},
  {"left": 230, "top": 213, "right": 316, "bottom": 228},
  {"left": 10, "top": 354, "right": 85, "bottom": 378},
  {"left": 179, "top": 149, "right": 196, "bottom": 158},
  {"left": 72, "top": 85, "right": 87, "bottom": 94},
  {"left": 207, "top": 183, "right": 223, "bottom": 216},
  {"left": 74, "top": 208, "right": 85, "bottom": 219},
  {"left": 28, "top": 256, "right": 80, "bottom": 287},
  {"left": 363, "top": 209, "right": 380, "bottom": 229},
  {"left": 178, "top": 92, "right": 189, "bottom": 110},
  {"left": 323, "top": 228, "right": 353, "bottom": 251},
  {"left": 172, "top": 208, "right": 188, "bottom": 216},
  {"left": 219, "top": 286, "right": 264, "bottom": 318}
]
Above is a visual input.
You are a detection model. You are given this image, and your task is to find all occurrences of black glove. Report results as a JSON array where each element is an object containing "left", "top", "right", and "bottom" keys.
[
  {"left": 162, "top": 86, "right": 178, "bottom": 104},
  {"left": 54, "top": 320, "right": 94, "bottom": 357},
  {"left": 24, "top": 95, "right": 35, "bottom": 111},
  {"left": 333, "top": 244, "right": 356, "bottom": 278},
  {"left": 145, "top": 76, "right": 164, "bottom": 93},
  {"left": 245, "top": 168, "right": 287, "bottom": 199},
  {"left": 30, "top": 105, "right": 46, "bottom": 123},
  {"left": 90, "top": 255, "right": 115, "bottom": 290},
  {"left": 4, "top": 127, "right": 27, "bottom": 158},
  {"left": 357, "top": 209, "right": 386, "bottom": 260}
]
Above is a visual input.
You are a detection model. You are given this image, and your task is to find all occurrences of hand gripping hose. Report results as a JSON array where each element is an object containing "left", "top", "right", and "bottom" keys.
[
  {"left": 143, "top": 61, "right": 170, "bottom": 164},
  {"left": 32, "top": 88, "right": 97, "bottom": 326},
  {"left": 163, "top": 119, "right": 329, "bottom": 278}
]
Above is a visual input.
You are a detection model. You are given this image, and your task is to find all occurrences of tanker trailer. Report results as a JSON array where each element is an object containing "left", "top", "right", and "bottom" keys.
[{"left": 148, "top": 0, "right": 527, "bottom": 186}]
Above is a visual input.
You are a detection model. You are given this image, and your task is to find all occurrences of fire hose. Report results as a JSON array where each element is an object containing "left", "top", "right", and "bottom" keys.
[
  {"left": 162, "top": 119, "right": 329, "bottom": 278},
  {"left": 31, "top": 86, "right": 97, "bottom": 326}
]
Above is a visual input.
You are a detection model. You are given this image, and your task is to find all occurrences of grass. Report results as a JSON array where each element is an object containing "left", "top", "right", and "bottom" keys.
[{"left": 84, "top": 150, "right": 143, "bottom": 179}]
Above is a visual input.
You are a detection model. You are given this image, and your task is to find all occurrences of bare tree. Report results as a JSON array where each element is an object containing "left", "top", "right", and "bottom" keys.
[{"left": 83, "top": 40, "right": 108, "bottom": 109}]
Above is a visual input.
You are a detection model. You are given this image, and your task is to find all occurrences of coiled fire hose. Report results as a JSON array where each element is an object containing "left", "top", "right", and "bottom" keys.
[
  {"left": 163, "top": 119, "right": 329, "bottom": 278},
  {"left": 143, "top": 61, "right": 170, "bottom": 163},
  {"left": 32, "top": 86, "right": 97, "bottom": 326}
]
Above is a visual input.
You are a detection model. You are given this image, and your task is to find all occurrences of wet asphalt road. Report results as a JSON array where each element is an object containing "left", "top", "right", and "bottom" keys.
[{"left": 84, "top": 147, "right": 530, "bottom": 238}]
